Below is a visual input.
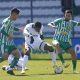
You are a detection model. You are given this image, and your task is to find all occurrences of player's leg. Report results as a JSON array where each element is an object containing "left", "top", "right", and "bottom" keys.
[
  {"left": 67, "top": 47, "right": 78, "bottom": 73},
  {"left": 52, "top": 40, "right": 69, "bottom": 68},
  {"left": 60, "top": 41, "right": 78, "bottom": 73},
  {"left": 7, "top": 54, "right": 27, "bottom": 70},
  {"left": 21, "top": 47, "right": 31, "bottom": 74},
  {"left": 0, "top": 43, "right": 8, "bottom": 62},
  {"left": 0, "top": 40, "right": 2, "bottom": 60},
  {"left": 40, "top": 42, "right": 57, "bottom": 66},
  {"left": 2, "top": 54, "right": 14, "bottom": 70},
  {"left": 6, "top": 45, "right": 20, "bottom": 75},
  {"left": 8, "top": 54, "right": 14, "bottom": 64},
  {"left": 0, "top": 44, "right": 4, "bottom": 62}
]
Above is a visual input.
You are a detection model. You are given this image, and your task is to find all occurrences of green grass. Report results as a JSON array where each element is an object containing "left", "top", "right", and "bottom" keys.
[
  {"left": 0, "top": 60, "right": 80, "bottom": 80},
  {"left": 0, "top": 38, "right": 79, "bottom": 80}
]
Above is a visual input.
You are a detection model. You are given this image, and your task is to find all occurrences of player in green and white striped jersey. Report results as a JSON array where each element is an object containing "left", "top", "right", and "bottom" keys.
[
  {"left": 48, "top": 10, "right": 80, "bottom": 73},
  {"left": 0, "top": 8, "right": 21, "bottom": 75},
  {"left": 0, "top": 16, "right": 19, "bottom": 55}
]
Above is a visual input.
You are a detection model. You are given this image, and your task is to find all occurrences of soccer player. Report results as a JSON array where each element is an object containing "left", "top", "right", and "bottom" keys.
[
  {"left": 0, "top": 8, "right": 22, "bottom": 75},
  {"left": 48, "top": 10, "right": 80, "bottom": 73},
  {"left": 21, "top": 22, "right": 57, "bottom": 74},
  {"left": 2, "top": 54, "right": 28, "bottom": 71},
  {"left": 2, "top": 44, "right": 28, "bottom": 71}
]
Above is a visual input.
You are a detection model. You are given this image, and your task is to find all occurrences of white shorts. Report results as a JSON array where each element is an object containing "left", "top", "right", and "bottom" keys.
[
  {"left": 25, "top": 37, "right": 46, "bottom": 51},
  {"left": 52, "top": 40, "right": 59, "bottom": 46}
]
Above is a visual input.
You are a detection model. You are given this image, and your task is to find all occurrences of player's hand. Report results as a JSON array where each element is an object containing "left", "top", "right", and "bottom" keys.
[
  {"left": 8, "top": 34, "right": 13, "bottom": 40},
  {"left": 19, "top": 28, "right": 24, "bottom": 32},
  {"left": 40, "top": 35, "right": 44, "bottom": 40},
  {"left": 30, "top": 36, "right": 34, "bottom": 44}
]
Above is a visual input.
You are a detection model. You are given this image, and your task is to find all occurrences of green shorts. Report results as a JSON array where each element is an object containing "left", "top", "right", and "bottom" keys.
[
  {"left": 58, "top": 40, "right": 72, "bottom": 52},
  {"left": 1, "top": 43, "right": 17, "bottom": 54},
  {"left": 6, "top": 45, "right": 17, "bottom": 54}
]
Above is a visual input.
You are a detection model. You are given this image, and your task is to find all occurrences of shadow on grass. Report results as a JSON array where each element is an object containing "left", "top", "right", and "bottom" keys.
[
  {"left": 15, "top": 73, "right": 56, "bottom": 76},
  {"left": 15, "top": 72, "right": 80, "bottom": 76},
  {"left": 63, "top": 73, "right": 80, "bottom": 74}
]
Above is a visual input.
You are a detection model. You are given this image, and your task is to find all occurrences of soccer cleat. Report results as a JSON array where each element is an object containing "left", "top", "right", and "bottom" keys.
[
  {"left": 63, "top": 63, "right": 70, "bottom": 68},
  {"left": 25, "top": 67, "right": 29, "bottom": 70},
  {"left": 73, "top": 70, "right": 79, "bottom": 74},
  {"left": 7, "top": 70, "right": 15, "bottom": 75},
  {"left": 21, "top": 70, "right": 25, "bottom": 74},
  {"left": 2, "top": 66, "right": 6, "bottom": 70}
]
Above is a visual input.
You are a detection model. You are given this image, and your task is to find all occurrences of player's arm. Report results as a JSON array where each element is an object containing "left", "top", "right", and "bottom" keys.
[
  {"left": 48, "top": 18, "right": 61, "bottom": 28},
  {"left": 23, "top": 26, "right": 34, "bottom": 44},
  {"left": 23, "top": 27, "right": 32, "bottom": 37},
  {"left": 48, "top": 22, "right": 56, "bottom": 28},
  {"left": 14, "top": 27, "right": 19, "bottom": 31},
  {"left": 40, "top": 25, "right": 44, "bottom": 40},
  {"left": 14, "top": 27, "right": 23, "bottom": 32},
  {"left": 72, "top": 20, "right": 80, "bottom": 27},
  {"left": 0, "top": 24, "right": 9, "bottom": 37}
]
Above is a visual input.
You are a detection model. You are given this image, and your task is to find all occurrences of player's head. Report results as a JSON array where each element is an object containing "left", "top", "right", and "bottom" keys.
[
  {"left": 34, "top": 22, "right": 42, "bottom": 32},
  {"left": 64, "top": 10, "right": 72, "bottom": 21},
  {"left": 10, "top": 8, "right": 20, "bottom": 21}
]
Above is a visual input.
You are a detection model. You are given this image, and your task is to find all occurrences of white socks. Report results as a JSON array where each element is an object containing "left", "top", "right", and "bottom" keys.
[
  {"left": 22, "top": 55, "right": 28, "bottom": 71},
  {"left": 50, "top": 51, "right": 56, "bottom": 65},
  {"left": 8, "top": 54, "right": 14, "bottom": 64}
]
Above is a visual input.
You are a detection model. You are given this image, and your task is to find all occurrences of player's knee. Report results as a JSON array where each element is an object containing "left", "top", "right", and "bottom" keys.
[
  {"left": 48, "top": 46, "right": 54, "bottom": 52},
  {"left": 44, "top": 44, "right": 54, "bottom": 52},
  {"left": 25, "top": 47, "right": 31, "bottom": 56},
  {"left": 12, "top": 49, "right": 20, "bottom": 58}
]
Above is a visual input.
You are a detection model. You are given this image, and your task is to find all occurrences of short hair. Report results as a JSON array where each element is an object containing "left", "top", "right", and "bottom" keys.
[
  {"left": 65, "top": 10, "right": 72, "bottom": 15},
  {"left": 34, "top": 22, "right": 42, "bottom": 29},
  {"left": 11, "top": 8, "right": 20, "bottom": 14}
]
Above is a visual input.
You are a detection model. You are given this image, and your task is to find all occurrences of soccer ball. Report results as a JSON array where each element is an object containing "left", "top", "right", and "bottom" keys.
[{"left": 54, "top": 66, "right": 63, "bottom": 74}]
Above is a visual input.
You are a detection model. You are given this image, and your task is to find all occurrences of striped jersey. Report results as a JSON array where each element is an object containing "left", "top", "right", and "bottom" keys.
[
  {"left": 0, "top": 17, "right": 14, "bottom": 45},
  {"left": 53, "top": 18, "right": 79, "bottom": 42}
]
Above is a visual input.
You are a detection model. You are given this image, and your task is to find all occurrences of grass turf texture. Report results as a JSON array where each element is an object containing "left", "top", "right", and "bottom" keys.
[
  {"left": 0, "top": 60, "right": 80, "bottom": 80},
  {"left": 0, "top": 38, "right": 80, "bottom": 80}
]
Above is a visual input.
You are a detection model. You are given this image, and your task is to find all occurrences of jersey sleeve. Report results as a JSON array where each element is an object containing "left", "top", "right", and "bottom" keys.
[
  {"left": 0, "top": 20, "right": 11, "bottom": 37},
  {"left": 72, "top": 20, "right": 79, "bottom": 27},
  {"left": 23, "top": 25, "right": 32, "bottom": 37},
  {"left": 53, "top": 18, "right": 61, "bottom": 26},
  {"left": 40, "top": 25, "right": 43, "bottom": 35},
  {"left": 48, "top": 18, "right": 61, "bottom": 28}
]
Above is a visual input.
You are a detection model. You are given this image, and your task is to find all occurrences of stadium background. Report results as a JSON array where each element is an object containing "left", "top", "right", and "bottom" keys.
[{"left": 0, "top": 0, "right": 80, "bottom": 59}]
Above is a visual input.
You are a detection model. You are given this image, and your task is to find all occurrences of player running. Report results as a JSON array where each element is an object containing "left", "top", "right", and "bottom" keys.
[
  {"left": 0, "top": 8, "right": 22, "bottom": 75},
  {"left": 21, "top": 22, "right": 57, "bottom": 74},
  {"left": 48, "top": 10, "right": 80, "bottom": 73}
]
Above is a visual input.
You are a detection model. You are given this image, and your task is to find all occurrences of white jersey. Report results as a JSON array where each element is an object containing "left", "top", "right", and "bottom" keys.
[
  {"left": 23, "top": 23, "right": 43, "bottom": 38},
  {"left": 23, "top": 23, "right": 45, "bottom": 50}
]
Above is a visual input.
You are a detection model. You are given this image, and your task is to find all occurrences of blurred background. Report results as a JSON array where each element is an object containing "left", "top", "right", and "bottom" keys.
[{"left": 0, "top": 0, "right": 80, "bottom": 59}]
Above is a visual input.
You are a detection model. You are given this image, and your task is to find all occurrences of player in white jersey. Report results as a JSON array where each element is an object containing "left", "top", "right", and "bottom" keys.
[{"left": 21, "top": 22, "right": 57, "bottom": 74}]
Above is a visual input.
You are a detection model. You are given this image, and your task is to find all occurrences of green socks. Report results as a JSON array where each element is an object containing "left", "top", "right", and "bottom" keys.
[
  {"left": 58, "top": 53, "right": 65, "bottom": 64},
  {"left": 10, "top": 57, "right": 19, "bottom": 68},
  {"left": 72, "top": 60, "right": 77, "bottom": 71}
]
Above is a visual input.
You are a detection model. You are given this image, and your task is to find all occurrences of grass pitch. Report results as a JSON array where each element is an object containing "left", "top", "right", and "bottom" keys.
[{"left": 0, "top": 60, "right": 80, "bottom": 80}]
